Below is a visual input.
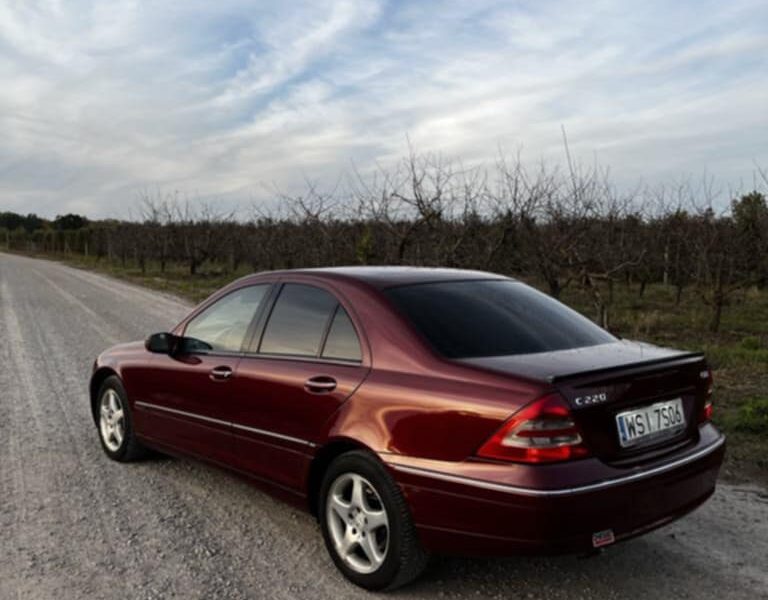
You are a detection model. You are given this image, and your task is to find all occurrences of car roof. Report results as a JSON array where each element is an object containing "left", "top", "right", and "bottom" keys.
[{"left": 255, "top": 266, "right": 510, "bottom": 289}]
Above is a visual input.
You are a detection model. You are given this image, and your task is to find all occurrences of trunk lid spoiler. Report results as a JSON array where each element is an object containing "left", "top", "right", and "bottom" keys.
[
  {"left": 456, "top": 340, "right": 704, "bottom": 385},
  {"left": 549, "top": 351, "right": 705, "bottom": 384}
]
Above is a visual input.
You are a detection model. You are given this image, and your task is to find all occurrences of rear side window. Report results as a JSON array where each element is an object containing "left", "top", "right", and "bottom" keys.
[
  {"left": 184, "top": 285, "right": 269, "bottom": 353},
  {"left": 259, "top": 284, "right": 337, "bottom": 357},
  {"left": 321, "top": 307, "right": 362, "bottom": 362},
  {"left": 385, "top": 280, "right": 615, "bottom": 359}
]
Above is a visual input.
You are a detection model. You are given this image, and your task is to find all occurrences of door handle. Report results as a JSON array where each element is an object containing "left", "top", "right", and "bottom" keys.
[
  {"left": 210, "top": 366, "right": 233, "bottom": 381},
  {"left": 304, "top": 376, "right": 337, "bottom": 393}
]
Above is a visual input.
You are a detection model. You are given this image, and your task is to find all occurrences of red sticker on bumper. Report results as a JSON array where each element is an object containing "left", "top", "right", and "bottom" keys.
[{"left": 592, "top": 529, "right": 615, "bottom": 548}]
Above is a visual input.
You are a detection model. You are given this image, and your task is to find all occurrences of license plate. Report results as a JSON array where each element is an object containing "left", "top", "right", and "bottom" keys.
[{"left": 615, "top": 398, "right": 685, "bottom": 448}]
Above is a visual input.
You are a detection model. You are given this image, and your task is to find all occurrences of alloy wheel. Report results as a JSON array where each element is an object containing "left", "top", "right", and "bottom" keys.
[
  {"left": 326, "top": 473, "right": 390, "bottom": 574},
  {"left": 99, "top": 389, "right": 125, "bottom": 452}
]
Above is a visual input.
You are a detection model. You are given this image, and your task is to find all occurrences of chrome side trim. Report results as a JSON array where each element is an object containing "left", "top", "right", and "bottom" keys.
[
  {"left": 134, "top": 401, "right": 315, "bottom": 448},
  {"left": 135, "top": 401, "right": 230, "bottom": 427},
  {"left": 231, "top": 422, "right": 312, "bottom": 447},
  {"left": 388, "top": 435, "right": 725, "bottom": 498}
]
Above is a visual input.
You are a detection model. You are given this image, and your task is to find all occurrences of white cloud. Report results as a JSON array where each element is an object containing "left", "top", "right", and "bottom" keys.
[
  {"left": 212, "top": 0, "right": 381, "bottom": 107},
  {"left": 0, "top": 0, "right": 766, "bottom": 218}
]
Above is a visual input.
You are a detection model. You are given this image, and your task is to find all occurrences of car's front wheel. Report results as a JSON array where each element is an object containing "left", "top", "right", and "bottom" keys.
[
  {"left": 319, "top": 450, "right": 429, "bottom": 590},
  {"left": 96, "top": 375, "right": 147, "bottom": 462}
]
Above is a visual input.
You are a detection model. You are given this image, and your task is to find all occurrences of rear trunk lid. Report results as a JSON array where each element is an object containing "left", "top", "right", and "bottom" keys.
[{"left": 458, "top": 340, "right": 710, "bottom": 465}]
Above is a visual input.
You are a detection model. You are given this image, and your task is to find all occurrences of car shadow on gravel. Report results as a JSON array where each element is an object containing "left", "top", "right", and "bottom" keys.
[
  {"left": 403, "top": 544, "right": 668, "bottom": 598},
  {"left": 397, "top": 532, "right": 743, "bottom": 599}
]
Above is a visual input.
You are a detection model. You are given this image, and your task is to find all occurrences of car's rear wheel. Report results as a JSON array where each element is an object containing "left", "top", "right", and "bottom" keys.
[
  {"left": 319, "top": 450, "right": 429, "bottom": 590},
  {"left": 96, "top": 375, "right": 147, "bottom": 462}
]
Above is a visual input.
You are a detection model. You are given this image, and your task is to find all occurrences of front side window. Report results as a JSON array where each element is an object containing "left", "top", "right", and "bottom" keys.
[
  {"left": 259, "top": 284, "right": 338, "bottom": 357},
  {"left": 184, "top": 285, "right": 269, "bottom": 353},
  {"left": 385, "top": 280, "right": 615, "bottom": 359}
]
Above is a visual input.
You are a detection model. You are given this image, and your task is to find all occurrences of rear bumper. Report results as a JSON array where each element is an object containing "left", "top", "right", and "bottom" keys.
[{"left": 385, "top": 425, "right": 725, "bottom": 555}]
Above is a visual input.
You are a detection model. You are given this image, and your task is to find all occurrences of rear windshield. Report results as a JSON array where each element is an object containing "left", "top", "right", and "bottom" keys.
[{"left": 385, "top": 280, "right": 615, "bottom": 359}]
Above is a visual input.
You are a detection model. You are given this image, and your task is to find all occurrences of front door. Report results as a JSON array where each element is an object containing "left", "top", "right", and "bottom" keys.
[{"left": 135, "top": 284, "right": 272, "bottom": 464}]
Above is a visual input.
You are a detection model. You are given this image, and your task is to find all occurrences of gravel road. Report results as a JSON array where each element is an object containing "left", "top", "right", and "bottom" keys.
[{"left": 1, "top": 252, "right": 766, "bottom": 600}]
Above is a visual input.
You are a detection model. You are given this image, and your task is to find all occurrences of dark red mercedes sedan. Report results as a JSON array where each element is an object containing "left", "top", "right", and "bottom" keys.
[{"left": 90, "top": 267, "right": 725, "bottom": 589}]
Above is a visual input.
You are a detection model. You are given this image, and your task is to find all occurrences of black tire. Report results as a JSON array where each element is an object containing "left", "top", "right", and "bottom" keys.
[
  {"left": 95, "top": 375, "right": 148, "bottom": 462},
  {"left": 319, "top": 450, "right": 429, "bottom": 590}
]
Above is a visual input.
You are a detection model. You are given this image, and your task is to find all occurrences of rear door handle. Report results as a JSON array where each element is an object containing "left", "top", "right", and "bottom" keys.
[
  {"left": 304, "top": 376, "right": 337, "bottom": 394},
  {"left": 210, "top": 366, "right": 233, "bottom": 381}
]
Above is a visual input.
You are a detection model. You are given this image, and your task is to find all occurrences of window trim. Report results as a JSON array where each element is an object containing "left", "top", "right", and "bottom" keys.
[
  {"left": 318, "top": 303, "right": 340, "bottom": 358},
  {"left": 241, "top": 283, "right": 282, "bottom": 355},
  {"left": 243, "top": 352, "right": 364, "bottom": 366}
]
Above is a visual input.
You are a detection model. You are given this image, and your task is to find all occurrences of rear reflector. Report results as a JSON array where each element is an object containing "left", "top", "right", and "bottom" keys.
[
  {"left": 476, "top": 393, "right": 590, "bottom": 463},
  {"left": 699, "top": 369, "right": 714, "bottom": 423}
]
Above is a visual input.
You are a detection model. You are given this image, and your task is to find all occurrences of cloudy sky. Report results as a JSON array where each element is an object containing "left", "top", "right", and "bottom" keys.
[{"left": 1, "top": 0, "right": 767, "bottom": 218}]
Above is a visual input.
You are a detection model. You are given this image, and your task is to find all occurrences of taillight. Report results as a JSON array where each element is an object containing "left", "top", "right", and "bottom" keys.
[
  {"left": 476, "top": 393, "right": 590, "bottom": 463},
  {"left": 699, "top": 369, "right": 714, "bottom": 423}
]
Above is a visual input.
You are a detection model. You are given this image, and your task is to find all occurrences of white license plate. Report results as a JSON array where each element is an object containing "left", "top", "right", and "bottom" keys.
[{"left": 616, "top": 398, "right": 685, "bottom": 448}]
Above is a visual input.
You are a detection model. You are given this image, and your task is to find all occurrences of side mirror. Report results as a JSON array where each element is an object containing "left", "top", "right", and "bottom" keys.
[{"left": 145, "top": 332, "right": 178, "bottom": 354}]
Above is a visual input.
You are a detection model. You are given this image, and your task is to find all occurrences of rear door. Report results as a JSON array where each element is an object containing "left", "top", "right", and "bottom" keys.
[
  {"left": 136, "top": 284, "right": 272, "bottom": 464},
  {"left": 231, "top": 282, "right": 370, "bottom": 490}
]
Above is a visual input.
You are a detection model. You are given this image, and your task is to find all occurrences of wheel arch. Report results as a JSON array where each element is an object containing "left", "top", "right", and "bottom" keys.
[
  {"left": 89, "top": 367, "right": 119, "bottom": 426},
  {"left": 307, "top": 437, "right": 380, "bottom": 517}
]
